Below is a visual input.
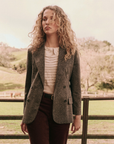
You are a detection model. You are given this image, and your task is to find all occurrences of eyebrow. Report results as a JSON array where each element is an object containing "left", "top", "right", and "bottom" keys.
[{"left": 43, "top": 15, "right": 55, "bottom": 20}]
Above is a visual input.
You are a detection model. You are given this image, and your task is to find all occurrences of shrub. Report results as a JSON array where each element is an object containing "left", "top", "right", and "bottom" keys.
[
  {"left": 96, "top": 80, "right": 114, "bottom": 90},
  {"left": 12, "top": 59, "right": 26, "bottom": 73},
  {"left": 0, "top": 54, "right": 10, "bottom": 67}
]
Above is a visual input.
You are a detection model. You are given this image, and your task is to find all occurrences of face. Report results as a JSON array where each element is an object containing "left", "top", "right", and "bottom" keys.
[{"left": 42, "top": 9, "right": 58, "bottom": 35}]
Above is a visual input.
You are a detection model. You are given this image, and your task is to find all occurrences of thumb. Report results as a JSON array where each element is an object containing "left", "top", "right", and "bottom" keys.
[{"left": 71, "top": 123, "right": 74, "bottom": 131}]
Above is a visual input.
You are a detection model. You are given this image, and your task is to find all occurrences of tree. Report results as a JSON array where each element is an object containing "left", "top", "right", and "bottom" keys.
[
  {"left": 0, "top": 54, "right": 10, "bottom": 67},
  {"left": 79, "top": 38, "right": 114, "bottom": 92},
  {"left": 0, "top": 42, "right": 17, "bottom": 68},
  {"left": 81, "top": 54, "right": 114, "bottom": 92}
]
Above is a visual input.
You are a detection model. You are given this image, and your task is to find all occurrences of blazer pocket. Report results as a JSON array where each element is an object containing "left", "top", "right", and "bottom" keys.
[{"left": 68, "top": 97, "right": 73, "bottom": 105}]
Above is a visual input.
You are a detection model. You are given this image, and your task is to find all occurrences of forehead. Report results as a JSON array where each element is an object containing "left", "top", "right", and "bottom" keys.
[{"left": 43, "top": 9, "right": 55, "bottom": 17}]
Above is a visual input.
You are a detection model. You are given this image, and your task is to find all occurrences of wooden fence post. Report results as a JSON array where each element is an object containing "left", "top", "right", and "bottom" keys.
[{"left": 82, "top": 97, "right": 89, "bottom": 144}]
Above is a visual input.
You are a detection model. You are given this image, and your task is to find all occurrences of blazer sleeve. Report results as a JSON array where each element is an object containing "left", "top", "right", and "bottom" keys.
[
  {"left": 23, "top": 49, "right": 32, "bottom": 111},
  {"left": 70, "top": 50, "right": 81, "bottom": 115}
]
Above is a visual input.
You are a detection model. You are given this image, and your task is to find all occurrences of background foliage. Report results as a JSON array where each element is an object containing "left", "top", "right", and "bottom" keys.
[{"left": 0, "top": 38, "right": 114, "bottom": 92}]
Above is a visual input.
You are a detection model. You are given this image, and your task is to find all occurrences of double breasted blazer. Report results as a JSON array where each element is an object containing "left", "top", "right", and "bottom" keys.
[{"left": 22, "top": 44, "right": 81, "bottom": 124}]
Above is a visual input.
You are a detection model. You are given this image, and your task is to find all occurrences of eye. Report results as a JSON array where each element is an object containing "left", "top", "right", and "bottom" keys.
[
  {"left": 43, "top": 17, "right": 47, "bottom": 21},
  {"left": 50, "top": 16, "right": 53, "bottom": 20},
  {"left": 51, "top": 16, "right": 55, "bottom": 21}
]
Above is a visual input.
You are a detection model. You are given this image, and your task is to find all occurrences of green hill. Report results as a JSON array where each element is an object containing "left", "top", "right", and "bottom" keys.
[
  {"left": 0, "top": 43, "right": 27, "bottom": 91},
  {"left": 0, "top": 49, "right": 27, "bottom": 91},
  {"left": 0, "top": 66, "right": 26, "bottom": 91},
  {"left": 11, "top": 50, "right": 27, "bottom": 65}
]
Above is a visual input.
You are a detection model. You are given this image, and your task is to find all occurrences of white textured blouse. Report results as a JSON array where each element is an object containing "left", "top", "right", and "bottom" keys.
[{"left": 44, "top": 46, "right": 59, "bottom": 94}]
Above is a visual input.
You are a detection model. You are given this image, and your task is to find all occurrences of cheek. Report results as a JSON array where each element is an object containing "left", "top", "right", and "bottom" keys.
[{"left": 53, "top": 24, "right": 58, "bottom": 30}]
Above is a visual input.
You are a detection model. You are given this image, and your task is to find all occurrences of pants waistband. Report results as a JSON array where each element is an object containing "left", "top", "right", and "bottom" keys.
[{"left": 43, "top": 92, "right": 54, "bottom": 100}]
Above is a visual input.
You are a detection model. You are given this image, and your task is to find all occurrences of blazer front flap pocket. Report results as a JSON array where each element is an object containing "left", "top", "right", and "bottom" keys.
[{"left": 68, "top": 97, "right": 73, "bottom": 105}]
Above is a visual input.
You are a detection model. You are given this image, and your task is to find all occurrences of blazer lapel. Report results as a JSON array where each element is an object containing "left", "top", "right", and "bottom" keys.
[
  {"left": 33, "top": 45, "right": 66, "bottom": 89},
  {"left": 55, "top": 47, "right": 66, "bottom": 88},
  {"left": 33, "top": 44, "right": 45, "bottom": 87}
]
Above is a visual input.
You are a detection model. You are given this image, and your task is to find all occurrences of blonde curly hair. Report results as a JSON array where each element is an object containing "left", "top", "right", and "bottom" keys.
[{"left": 29, "top": 5, "right": 77, "bottom": 60}]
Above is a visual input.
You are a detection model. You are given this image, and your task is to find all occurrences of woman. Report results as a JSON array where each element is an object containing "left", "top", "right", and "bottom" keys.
[{"left": 21, "top": 5, "right": 81, "bottom": 144}]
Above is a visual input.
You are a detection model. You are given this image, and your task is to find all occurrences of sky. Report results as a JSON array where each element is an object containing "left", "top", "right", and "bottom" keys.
[{"left": 0, "top": 0, "right": 114, "bottom": 48}]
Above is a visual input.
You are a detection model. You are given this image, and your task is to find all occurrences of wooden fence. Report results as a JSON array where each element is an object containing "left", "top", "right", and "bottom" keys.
[{"left": 0, "top": 96, "right": 114, "bottom": 144}]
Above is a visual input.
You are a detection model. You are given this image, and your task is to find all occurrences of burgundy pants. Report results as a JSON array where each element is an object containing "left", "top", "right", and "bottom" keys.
[{"left": 27, "top": 93, "right": 70, "bottom": 144}]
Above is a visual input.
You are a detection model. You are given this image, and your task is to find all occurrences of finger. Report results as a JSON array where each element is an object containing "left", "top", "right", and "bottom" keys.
[
  {"left": 77, "top": 126, "right": 80, "bottom": 131},
  {"left": 74, "top": 126, "right": 80, "bottom": 132},
  {"left": 21, "top": 126, "right": 26, "bottom": 134},
  {"left": 21, "top": 124, "right": 26, "bottom": 134},
  {"left": 21, "top": 126, "right": 25, "bottom": 134},
  {"left": 24, "top": 124, "right": 29, "bottom": 133},
  {"left": 71, "top": 127, "right": 76, "bottom": 134},
  {"left": 71, "top": 124, "right": 74, "bottom": 131},
  {"left": 23, "top": 124, "right": 28, "bottom": 134},
  {"left": 72, "top": 126, "right": 80, "bottom": 134},
  {"left": 25, "top": 126, "right": 28, "bottom": 133},
  {"left": 71, "top": 125, "right": 75, "bottom": 134}
]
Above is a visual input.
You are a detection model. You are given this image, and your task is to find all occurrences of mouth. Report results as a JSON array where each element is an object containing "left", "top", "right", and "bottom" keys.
[{"left": 45, "top": 27, "right": 51, "bottom": 30}]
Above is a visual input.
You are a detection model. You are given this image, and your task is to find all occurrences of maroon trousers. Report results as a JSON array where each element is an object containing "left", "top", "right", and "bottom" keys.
[{"left": 27, "top": 93, "right": 70, "bottom": 144}]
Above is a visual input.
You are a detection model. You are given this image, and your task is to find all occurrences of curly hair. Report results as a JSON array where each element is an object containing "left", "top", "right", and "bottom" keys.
[{"left": 29, "top": 5, "right": 77, "bottom": 60}]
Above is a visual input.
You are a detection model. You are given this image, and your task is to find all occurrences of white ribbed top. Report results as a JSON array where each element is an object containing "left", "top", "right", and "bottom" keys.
[{"left": 44, "top": 46, "right": 59, "bottom": 94}]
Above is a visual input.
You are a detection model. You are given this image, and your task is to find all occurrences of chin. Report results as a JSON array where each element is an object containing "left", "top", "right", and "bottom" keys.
[{"left": 45, "top": 32, "right": 52, "bottom": 35}]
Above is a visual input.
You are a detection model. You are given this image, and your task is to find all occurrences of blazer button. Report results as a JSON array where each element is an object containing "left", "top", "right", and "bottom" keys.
[
  {"left": 64, "top": 100, "right": 67, "bottom": 102},
  {"left": 63, "top": 86, "right": 66, "bottom": 88}
]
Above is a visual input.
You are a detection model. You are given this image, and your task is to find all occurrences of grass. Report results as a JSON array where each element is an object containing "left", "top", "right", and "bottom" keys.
[
  {"left": 0, "top": 101, "right": 114, "bottom": 130},
  {"left": 0, "top": 102, "right": 23, "bottom": 115},
  {"left": 0, "top": 101, "right": 114, "bottom": 144},
  {"left": 11, "top": 50, "right": 27, "bottom": 65},
  {"left": 0, "top": 52, "right": 26, "bottom": 92},
  {"left": 0, "top": 66, "right": 25, "bottom": 91},
  {"left": 0, "top": 102, "right": 23, "bottom": 135},
  {"left": 0, "top": 83, "right": 24, "bottom": 91},
  {"left": 0, "top": 67, "right": 17, "bottom": 74},
  {"left": 89, "top": 100, "right": 114, "bottom": 115},
  {"left": 12, "top": 50, "right": 27, "bottom": 61}
]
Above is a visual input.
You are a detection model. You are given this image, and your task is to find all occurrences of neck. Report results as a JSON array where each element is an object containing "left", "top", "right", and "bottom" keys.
[{"left": 45, "top": 33, "right": 59, "bottom": 48}]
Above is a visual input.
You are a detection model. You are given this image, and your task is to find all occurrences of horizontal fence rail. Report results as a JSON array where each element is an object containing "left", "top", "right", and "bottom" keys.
[
  {"left": 0, "top": 95, "right": 114, "bottom": 144},
  {"left": 1, "top": 115, "right": 114, "bottom": 120}
]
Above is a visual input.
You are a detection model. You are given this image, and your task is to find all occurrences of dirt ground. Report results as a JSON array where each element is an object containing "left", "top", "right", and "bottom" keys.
[{"left": 0, "top": 139, "right": 114, "bottom": 144}]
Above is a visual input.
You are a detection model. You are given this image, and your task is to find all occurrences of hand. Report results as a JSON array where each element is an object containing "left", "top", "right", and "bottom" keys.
[
  {"left": 71, "top": 115, "right": 81, "bottom": 134},
  {"left": 21, "top": 122, "right": 28, "bottom": 134}
]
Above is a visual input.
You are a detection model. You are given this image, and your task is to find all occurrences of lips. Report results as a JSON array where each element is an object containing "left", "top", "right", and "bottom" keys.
[{"left": 45, "top": 27, "right": 51, "bottom": 30}]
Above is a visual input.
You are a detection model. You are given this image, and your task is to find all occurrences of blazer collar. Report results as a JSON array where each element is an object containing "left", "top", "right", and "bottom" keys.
[{"left": 33, "top": 44, "right": 66, "bottom": 87}]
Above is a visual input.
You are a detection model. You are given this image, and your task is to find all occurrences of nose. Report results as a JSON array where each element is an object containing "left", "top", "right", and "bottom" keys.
[{"left": 46, "top": 18, "right": 51, "bottom": 24}]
